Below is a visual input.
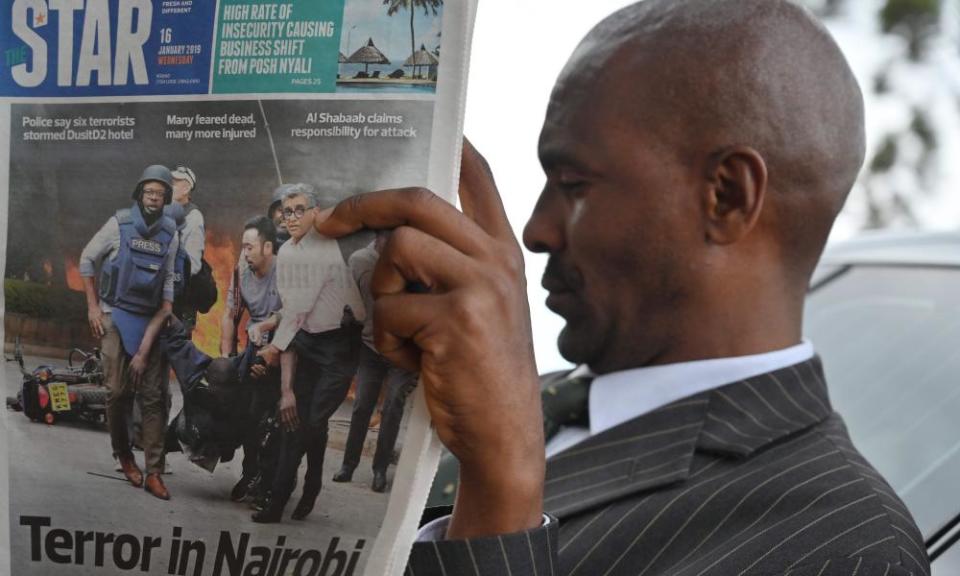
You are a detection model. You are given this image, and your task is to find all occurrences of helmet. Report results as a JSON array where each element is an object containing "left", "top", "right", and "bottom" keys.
[
  {"left": 133, "top": 165, "right": 173, "bottom": 204},
  {"left": 171, "top": 165, "right": 197, "bottom": 192}
]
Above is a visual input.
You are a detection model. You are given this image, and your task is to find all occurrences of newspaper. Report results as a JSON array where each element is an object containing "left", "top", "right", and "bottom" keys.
[{"left": 0, "top": 1, "right": 476, "bottom": 574}]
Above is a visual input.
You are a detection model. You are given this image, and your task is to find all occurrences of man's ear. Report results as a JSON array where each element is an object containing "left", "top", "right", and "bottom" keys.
[{"left": 703, "top": 146, "right": 767, "bottom": 245}]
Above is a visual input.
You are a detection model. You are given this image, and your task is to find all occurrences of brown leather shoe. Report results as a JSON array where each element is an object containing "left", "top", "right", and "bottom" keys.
[
  {"left": 144, "top": 473, "right": 170, "bottom": 500},
  {"left": 118, "top": 455, "right": 143, "bottom": 488}
]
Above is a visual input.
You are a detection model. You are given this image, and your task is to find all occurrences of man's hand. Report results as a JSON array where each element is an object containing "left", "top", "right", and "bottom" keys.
[
  {"left": 315, "top": 139, "right": 544, "bottom": 539},
  {"left": 278, "top": 389, "right": 298, "bottom": 431},
  {"left": 248, "top": 322, "right": 267, "bottom": 346},
  {"left": 131, "top": 303, "right": 171, "bottom": 389},
  {"left": 88, "top": 306, "right": 105, "bottom": 339},
  {"left": 250, "top": 346, "right": 279, "bottom": 379},
  {"left": 249, "top": 363, "right": 267, "bottom": 379},
  {"left": 129, "top": 351, "right": 147, "bottom": 387},
  {"left": 249, "top": 316, "right": 278, "bottom": 346},
  {"left": 258, "top": 344, "right": 280, "bottom": 367}
]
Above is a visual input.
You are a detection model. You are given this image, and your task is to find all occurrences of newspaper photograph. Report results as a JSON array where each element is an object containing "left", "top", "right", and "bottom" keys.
[{"left": 0, "top": 1, "right": 475, "bottom": 575}]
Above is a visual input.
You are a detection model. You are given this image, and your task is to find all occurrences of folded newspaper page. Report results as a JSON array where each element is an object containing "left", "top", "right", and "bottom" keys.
[{"left": 0, "top": 1, "right": 476, "bottom": 574}]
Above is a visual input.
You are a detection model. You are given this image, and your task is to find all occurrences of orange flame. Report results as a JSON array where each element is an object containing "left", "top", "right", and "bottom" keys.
[
  {"left": 63, "top": 237, "right": 244, "bottom": 357},
  {"left": 65, "top": 257, "right": 84, "bottom": 291},
  {"left": 192, "top": 233, "right": 246, "bottom": 357}
]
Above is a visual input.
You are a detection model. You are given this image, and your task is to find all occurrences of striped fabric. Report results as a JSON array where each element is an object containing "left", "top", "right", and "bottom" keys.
[
  {"left": 407, "top": 356, "right": 929, "bottom": 576},
  {"left": 428, "top": 371, "right": 592, "bottom": 508}
]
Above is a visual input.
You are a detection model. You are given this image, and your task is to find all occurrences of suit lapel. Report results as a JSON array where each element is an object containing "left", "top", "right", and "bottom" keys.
[
  {"left": 544, "top": 395, "right": 709, "bottom": 517},
  {"left": 696, "top": 355, "right": 833, "bottom": 457},
  {"left": 544, "top": 356, "right": 833, "bottom": 518}
]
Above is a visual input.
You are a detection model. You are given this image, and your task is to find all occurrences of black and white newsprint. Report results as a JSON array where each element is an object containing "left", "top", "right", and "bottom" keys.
[{"left": 0, "top": 1, "right": 476, "bottom": 574}]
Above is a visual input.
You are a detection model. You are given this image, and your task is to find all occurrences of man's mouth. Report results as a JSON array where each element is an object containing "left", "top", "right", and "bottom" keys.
[
  {"left": 541, "top": 257, "right": 581, "bottom": 292},
  {"left": 545, "top": 290, "right": 574, "bottom": 312},
  {"left": 541, "top": 257, "right": 582, "bottom": 314},
  {"left": 541, "top": 275, "right": 571, "bottom": 294},
  {"left": 542, "top": 273, "right": 575, "bottom": 314}
]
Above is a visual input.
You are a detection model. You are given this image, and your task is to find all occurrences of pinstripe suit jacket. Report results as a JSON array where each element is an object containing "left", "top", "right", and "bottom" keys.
[{"left": 407, "top": 356, "right": 930, "bottom": 576}]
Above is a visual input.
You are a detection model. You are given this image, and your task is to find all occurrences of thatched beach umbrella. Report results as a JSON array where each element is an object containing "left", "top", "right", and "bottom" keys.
[
  {"left": 403, "top": 43, "right": 439, "bottom": 78},
  {"left": 347, "top": 38, "right": 391, "bottom": 74},
  {"left": 338, "top": 51, "right": 347, "bottom": 63}
]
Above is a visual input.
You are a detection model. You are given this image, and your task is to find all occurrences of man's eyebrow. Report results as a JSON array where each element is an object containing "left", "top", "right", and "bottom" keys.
[{"left": 538, "top": 147, "right": 594, "bottom": 175}]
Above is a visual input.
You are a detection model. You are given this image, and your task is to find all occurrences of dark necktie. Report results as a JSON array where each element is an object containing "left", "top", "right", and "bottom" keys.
[
  {"left": 541, "top": 373, "right": 593, "bottom": 441},
  {"left": 426, "top": 372, "right": 593, "bottom": 507}
]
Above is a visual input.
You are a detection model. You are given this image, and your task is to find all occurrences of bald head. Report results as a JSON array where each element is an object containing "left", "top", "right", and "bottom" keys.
[
  {"left": 526, "top": 0, "right": 866, "bottom": 369},
  {"left": 556, "top": 0, "right": 864, "bottom": 279}
]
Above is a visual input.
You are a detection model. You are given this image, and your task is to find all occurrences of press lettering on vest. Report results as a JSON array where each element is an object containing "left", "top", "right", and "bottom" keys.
[
  {"left": 131, "top": 238, "right": 163, "bottom": 255},
  {"left": 11, "top": 0, "right": 152, "bottom": 88}
]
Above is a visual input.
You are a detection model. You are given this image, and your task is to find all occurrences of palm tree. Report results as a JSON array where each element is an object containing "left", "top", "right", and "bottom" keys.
[{"left": 384, "top": 0, "right": 443, "bottom": 75}]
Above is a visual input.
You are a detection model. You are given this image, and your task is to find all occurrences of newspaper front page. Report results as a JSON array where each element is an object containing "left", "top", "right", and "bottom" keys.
[{"left": 0, "top": 1, "right": 475, "bottom": 574}]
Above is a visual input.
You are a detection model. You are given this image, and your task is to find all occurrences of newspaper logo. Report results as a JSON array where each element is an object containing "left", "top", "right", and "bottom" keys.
[
  {"left": 9, "top": 0, "right": 153, "bottom": 89},
  {"left": 130, "top": 238, "right": 163, "bottom": 255}
]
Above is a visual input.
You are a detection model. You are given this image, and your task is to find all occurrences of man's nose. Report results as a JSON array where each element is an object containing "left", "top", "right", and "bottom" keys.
[{"left": 522, "top": 187, "right": 565, "bottom": 254}]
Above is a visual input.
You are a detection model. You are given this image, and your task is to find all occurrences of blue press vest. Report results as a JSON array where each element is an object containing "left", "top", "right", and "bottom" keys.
[{"left": 99, "top": 205, "right": 176, "bottom": 315}]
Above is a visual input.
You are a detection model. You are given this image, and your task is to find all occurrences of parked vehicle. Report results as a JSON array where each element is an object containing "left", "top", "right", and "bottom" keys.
[{"left": 804, "top": 230, "right": 960, "bottom": 575}]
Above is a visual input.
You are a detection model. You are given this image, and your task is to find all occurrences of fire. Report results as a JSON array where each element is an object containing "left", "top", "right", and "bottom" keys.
[
  {"left": 60, "top": 237, "right": 244, "bottom": 357},
  {"left": 64, "top": 257, "right": 84, "bottom": 291},
  {"left": 192, "top": 233, "right": 246, "bottom": 357}
]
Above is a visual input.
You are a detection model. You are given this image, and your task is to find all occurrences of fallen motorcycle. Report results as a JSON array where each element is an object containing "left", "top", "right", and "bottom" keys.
[{"left": 5, "top": 338, "right": 107, "bottom": 426}]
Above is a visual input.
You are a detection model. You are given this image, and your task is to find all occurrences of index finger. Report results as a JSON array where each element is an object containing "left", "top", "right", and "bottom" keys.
[
  {"left": 314, "top": 189, "right": 490, "bottom": 257},
  {"left": 459, "top": 138, "right": 514, "bottom": 241}
]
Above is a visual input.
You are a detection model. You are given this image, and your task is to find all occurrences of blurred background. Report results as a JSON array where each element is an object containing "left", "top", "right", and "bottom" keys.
[{"left": 463, "top": 0, "right": 960, "bottom": 373}]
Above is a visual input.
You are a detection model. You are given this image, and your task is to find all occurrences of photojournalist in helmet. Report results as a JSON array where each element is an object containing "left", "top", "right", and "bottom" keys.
[{"left": 78, "top": 164, "right": 180, "bottom": 501}]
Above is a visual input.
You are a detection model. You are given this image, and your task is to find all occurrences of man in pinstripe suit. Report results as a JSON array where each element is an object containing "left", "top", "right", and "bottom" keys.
[{"left": 313, "top": 0, "right": 931, "bottom": 574}]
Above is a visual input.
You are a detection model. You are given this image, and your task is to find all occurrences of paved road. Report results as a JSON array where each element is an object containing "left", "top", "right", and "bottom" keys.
[{"left": 3, "top": 354, "right": 394, "bottom": 576}]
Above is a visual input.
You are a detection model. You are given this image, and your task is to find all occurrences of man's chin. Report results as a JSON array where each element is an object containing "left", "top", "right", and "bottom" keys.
[{"left": 556, "top": 324, "right": 602, "bottom": 368}]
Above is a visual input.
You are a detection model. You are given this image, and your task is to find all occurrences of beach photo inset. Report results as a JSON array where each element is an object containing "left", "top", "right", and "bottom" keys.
[{"left": 337, "top": 0, "right": 443, "bottom": 94}]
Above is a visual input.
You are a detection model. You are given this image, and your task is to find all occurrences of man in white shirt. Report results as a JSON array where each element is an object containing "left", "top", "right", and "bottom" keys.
[
  {"left": 252, "top": 185, "right": 365, "bottom": 524},
  {"left": 311, "top": 0, "right": 929, "bottom": 573}
]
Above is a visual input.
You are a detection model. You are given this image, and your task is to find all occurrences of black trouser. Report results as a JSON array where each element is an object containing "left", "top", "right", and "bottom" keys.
[
  {"left": 240, "top": 341, "right": 281, "bottom": 480},
  {"left": 341, "top": 345, "right": 417, "bottom": 473},
  {"left": 270, "top": 326, "right": 361, "bottom": 507}
]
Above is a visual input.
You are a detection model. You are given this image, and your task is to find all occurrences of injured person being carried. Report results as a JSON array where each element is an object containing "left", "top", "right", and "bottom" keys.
[{"left": 161, "top": 317, "right": 275, "bottom": 475}]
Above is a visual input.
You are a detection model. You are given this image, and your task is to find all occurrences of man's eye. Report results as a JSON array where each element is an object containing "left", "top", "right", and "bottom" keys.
[{"left": 556, "top": 176, "right": 587, "bottom": 195}]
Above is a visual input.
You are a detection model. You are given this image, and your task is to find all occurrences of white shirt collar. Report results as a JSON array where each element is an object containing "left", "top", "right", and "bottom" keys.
[{"left": 587, "top": 341, "right": 815, "bottom": 436}]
